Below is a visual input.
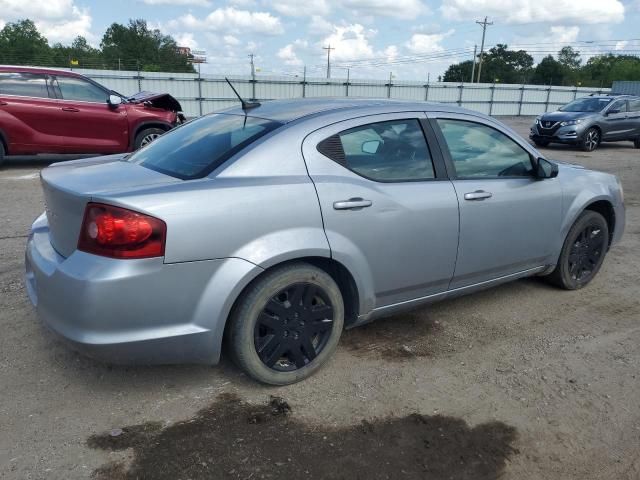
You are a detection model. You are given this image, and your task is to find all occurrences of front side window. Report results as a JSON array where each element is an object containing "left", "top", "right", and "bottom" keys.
[
  {"left": 608, "top": 100, "right": 628, "bottom": 114},
  {"left": 128, "top": 114, "right": 281, "bottom": 179},
  {"left": 317, "top": 119, "right": 435, "bottom": 182},
  {"left": 0, "top": 72, "right": 49, "bottom": 98},
  {"left": 437, "top": 119, "right": 533, "bottom": 178},
  {"left": 54, "top": 76, "right": 108, "bottom": 103}
]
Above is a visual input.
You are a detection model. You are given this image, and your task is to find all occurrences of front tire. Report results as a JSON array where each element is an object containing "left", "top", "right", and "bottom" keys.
[
  {"left": 581, "top": 127, "right": 600, "bottom": 152},
  {"left": 228, "top": 263, "right": 344, "bottom": 385},
  {"left": 546, "top": 211, "right": 609, "bottom": 290},
  {"left": 0, "top": 141, "right": 5, "bottom": 168},
  {"left": 634, "top": 138, "right": 640, "bottom": 149},
  {"left": 133, "top": 127, "right": 165, "bottom": 150},
  {"left": 534, "top": 139, "right": 550, "bottom": 147}
]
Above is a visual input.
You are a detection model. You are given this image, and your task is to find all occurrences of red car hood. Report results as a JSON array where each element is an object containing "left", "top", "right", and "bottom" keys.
[{"left": 127, "top": 91, "right": 182, "bottom": 112}]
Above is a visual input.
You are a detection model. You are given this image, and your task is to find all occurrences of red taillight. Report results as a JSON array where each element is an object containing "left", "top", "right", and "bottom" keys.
[{"left": 78, "top": 203, "right": 166, "bottom": 259}]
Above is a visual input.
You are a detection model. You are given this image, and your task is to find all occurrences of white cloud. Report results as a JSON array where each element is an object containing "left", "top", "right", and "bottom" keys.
[
  {"left": 272, "top": 0, "right": 330, "bottom": 16},
  {"left": 308, "top": 15, "right": 334, "bottom": 35},
  {"left": 174, "top": 32, "right": 199, "bottom": 49},
  {"left": 169, "top": 7, "right": 283, "bottom": 35},
  {"left": 549, "top": 26, "right": 579, "bottom": 44},
  {"left": 339, "top": 0, "right": 428, "bottom": 19},
  {"left": 224, "top": 34, "right": 241, "bottom": 46},
  {"left": 321, "top": 23, "right": 377, "bottom": 61},
  {"left": 0, "top": 0, "right": 94, "bottom": 44},
  {"left": 277, "top": 44, "right": 303, "bottom": 65},
  {"left": 405, "top": 30, "right": 454, "bottom": 54},
  {"left": 615, "top": 40, "right": 628, "bottom": 50},
  {"left": 441, "top": 0, "right": 624, "bottom": 25},
  {"left": 141, "top": 0, "right": 211, "bottom": 5}
]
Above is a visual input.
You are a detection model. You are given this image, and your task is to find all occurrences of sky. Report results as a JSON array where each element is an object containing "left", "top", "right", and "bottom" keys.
[{"left": 1, "top": 0, "right": 640, "bottom": 79}]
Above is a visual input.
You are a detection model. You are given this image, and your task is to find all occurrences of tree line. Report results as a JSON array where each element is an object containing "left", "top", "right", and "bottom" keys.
[
  {"left": 0, "top": 19, "right": 195, "bottom": 73},
  {"left": 443, "top": 44, "right": 640, "bottom": 88}
]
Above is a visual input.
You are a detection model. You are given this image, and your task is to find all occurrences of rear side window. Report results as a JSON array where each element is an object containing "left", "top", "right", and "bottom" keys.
[
  {"left": 437, "top": 119, "right": 533, "bottom": 178},
  {"left": 628, "top": 99, "right": 640, "bottom": 112},
  {"left": 54, "top": 76, "right": 107, "bottom": 103},
  {"left": 608, "top": 100, "right": 628, "bottom": 113},
  {"left": 0, "top": 72, "right": 49, "bottom": 98},
  {"left": 128, "top": 114, "right": 281, "bottom": 179},
  {"left": 317, "top": 119, "right": 435, "bottom": 182}
]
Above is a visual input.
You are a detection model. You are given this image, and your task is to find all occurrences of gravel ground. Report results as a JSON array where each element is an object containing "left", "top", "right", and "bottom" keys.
[{"left": 1, "top": 116, "right": 638, "bottom": 479}]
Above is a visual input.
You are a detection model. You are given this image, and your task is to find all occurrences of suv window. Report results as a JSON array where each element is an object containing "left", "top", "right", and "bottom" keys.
[
  {"left": 437, "top": 119, "right": 533, "bottom": 178},
  {"left": 54, "top": 76, "right": 107, "bottom": 103},
  {"left": 317, "top": 119, "right": 435, "bottom": 182},
  {"left": 0, "top": 72, "right": 49, "bottom": 98},
  {"left": 628, "top": 99, "right": 640, "bottom": 112},
  {"left": 128, "top": 114, "right": 281, "bottom": 180},
  {"left": 608, "top": 100, "right": 628, "bottom": 113}
]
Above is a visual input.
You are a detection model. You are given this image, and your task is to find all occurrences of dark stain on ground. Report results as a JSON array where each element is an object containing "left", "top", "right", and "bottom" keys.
[{"left": 89, "top": 393, "right": 518, "bottom": 480}]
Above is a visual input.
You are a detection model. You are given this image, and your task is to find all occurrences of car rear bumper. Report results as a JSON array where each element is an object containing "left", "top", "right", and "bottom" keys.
[{"left": 25, "top": 213, "right": 259, "bottom": 365}]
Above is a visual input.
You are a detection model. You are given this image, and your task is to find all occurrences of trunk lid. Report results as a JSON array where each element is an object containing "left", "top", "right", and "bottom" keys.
[{"left": 41, "top": 156, "right": 180, "bottom": 258}]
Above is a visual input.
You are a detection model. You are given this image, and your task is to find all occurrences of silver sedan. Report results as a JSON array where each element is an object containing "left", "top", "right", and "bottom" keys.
[{"left": 25, "top": 99, "right": 625, "bottom": 385}]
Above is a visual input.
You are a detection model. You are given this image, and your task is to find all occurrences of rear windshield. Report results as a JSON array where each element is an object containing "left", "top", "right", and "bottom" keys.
[
  {"left": 128, "top": 114, "right": 281, "bottom": 179},
  {"left": 560, "top": 97, "right": 613, "bottom": 112}
]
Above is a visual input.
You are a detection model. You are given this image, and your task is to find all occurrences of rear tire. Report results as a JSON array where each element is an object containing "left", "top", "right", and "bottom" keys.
[
  {"left": 228, "top": 262, "right": 344, "bottom": 385},
  {"left": 546, "top": 211, "right": 609, "bottom": 290},
  {"left": 580, "top": 127, "right": 600, "bottom": 152},
  {"left": 0, "top": 141, "right": 5, "bottom": 168},
  {"left": 134, "top": 127, "right": 165, "bottom": 150},
  {"left": 634, "top": 138, "right": 640, "bottom": 149},
  {"left": 534, "top": 139, "right": 550, "bottom": 147}
]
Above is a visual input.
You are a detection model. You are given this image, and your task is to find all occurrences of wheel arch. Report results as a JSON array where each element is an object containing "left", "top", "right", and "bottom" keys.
[
  {"left": 584, "top": 199, "right": 615, "bottom": 247},
  {"left": 130, "top": 120, "right": 174, "bottom": 149},
  {"left": 222, "top": 256, "right": 361, "bottom": 350}
]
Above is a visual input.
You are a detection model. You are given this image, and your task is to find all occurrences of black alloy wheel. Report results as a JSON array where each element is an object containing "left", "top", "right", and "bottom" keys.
[
  {"left": 254, "top": 283, "right": 334, "bottom": 371},
  {"left": 566, "top": 225, "right": 607, "bottom": 283},
  {"left": 546, "top": 210, "right": 609, "bottom": 290},
  {"left": 581, "top": 128, "right": 600, "bottom": 152}
]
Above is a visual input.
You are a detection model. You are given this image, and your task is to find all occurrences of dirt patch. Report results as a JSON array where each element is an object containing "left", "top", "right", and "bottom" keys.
[{"left": 88, "top": 393, "right": 518, "bottom": 480}]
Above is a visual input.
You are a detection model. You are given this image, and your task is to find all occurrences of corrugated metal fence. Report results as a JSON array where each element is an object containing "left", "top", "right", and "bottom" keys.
[{"left": 72, "top": 68, "right": 610, "bottom": 118}]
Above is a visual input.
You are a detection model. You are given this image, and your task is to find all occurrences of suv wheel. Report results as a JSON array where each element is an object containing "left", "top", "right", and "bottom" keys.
[
  {"left": 581, "top": 127, "right": 600, "bottom": 152},
  {"left": 228, "top": 262, "right": 344, "bottom": 385},
  {"left": 546, "top": 210, "right": 609, "bottom": 290},
  {"left": 134, "top": 128, "right": 165, "bottom": 150},
  {"left": 0, "top": 142, "right": 5, "bottom": 168},
  {"left": 634, "top": 138, "right": 640, "bottom": 149},
  {"left": 534, "top": 139, "right": 550, "bottom": 147}
]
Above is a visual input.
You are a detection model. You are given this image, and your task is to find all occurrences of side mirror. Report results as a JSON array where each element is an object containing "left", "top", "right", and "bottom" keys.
[
  {"left": 108, "top": 94, "right": 123, "bottom": 107},
  {"left": 362, "top": 140, "right": 382, "bottom": 154},
  {"left": 535, "top": 157, "right": 559, "bottom": 179}
]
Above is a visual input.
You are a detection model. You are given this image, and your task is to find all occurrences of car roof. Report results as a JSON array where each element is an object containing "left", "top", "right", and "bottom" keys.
[
  {"left": 0, "top": 65, "right": 85, "bottom": 78},
  {"left": 219, "top": 97, "right": 478, "bottom": 123}
]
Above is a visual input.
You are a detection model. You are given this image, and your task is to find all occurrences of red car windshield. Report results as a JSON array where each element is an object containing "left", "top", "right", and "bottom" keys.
[{"left": 128, "top": 114, "right": 281, "bottom": 179}]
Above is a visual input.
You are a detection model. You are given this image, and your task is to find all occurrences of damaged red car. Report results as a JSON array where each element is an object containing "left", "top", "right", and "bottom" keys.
[{"left": 0, "top": 66, "right": 184, "bottom": 163}]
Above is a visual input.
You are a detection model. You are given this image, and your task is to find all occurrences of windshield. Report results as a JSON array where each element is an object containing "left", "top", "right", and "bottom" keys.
[
  {"left": 128, "top": 114, "right": 281, "bottom": 179},
  {"left": 560, "top": 97, "right": 613, "bottom": 112}
]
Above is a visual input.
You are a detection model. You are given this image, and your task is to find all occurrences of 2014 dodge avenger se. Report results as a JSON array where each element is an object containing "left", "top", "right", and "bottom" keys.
[{"left": 25, "top": 98, "right": 625, "bottom": 385}]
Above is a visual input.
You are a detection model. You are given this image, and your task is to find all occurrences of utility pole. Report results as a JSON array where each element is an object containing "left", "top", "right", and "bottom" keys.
[
  {"left": 323, "top": 44, "right": 334, "bottom": 79},
  {"left": 470, "top": 44, "right": 478, "bottom": 83},
  {"left": 248, "top": 53, "right": 255, "bottom": 78},
  {"left": 476, "top": 17, "right": 493, "bottom": 83}
]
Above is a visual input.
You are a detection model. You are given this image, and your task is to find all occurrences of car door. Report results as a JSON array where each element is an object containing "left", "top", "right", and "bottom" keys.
[
  {"left": 627, "top": 98, "right": 640, "bottom": 137},
  {"left": 428, "top": 113, "right": 562, "bottom": 290},
  {"left": 601, "top": 99, "right": 634, "bottom": 141},
  {"left": 50, "top": 74, "right": 128, "bottom": 154},
  {"left": 0, "top": 71, "right": 67, "bottom": 153},
  {"left": 302, "top": 113, "right": 459, "bottom": 311}
]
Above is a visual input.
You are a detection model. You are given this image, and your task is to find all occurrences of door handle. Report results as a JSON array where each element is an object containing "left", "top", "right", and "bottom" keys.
[
  {"left": 333, "top": 198, "right": 373, "bottom": 210},
  {"left": 61, "top": 107, "right": 80, "bottom": 112},
  {"left": 464, "top": 190, "right": 492, "bottom": 201}
]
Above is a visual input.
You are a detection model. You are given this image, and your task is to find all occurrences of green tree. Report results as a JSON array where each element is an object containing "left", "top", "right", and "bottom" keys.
[
  {"left": 442, "top": 60, "right": 474, "bottom": 82},
  {"left": 100, "top": 19, "right": 194, "bottom": 72},
  {"left": 0, "top": 19, "right": 51, "bottom": 65},
  {"left": 556, "top": 46, "right": 581, "bottom": 85},
  {"left": 581, "top": 54, "right": 640, "bottom": 87},
  {"left": 51, "top": 36, "right": 103, "bottom": 68},
  {"left": 479, "top": 44, "right": 534, "bottom": 83},
  {"left": 530, "top": 55, "right": 564, "bottom": 85}
]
